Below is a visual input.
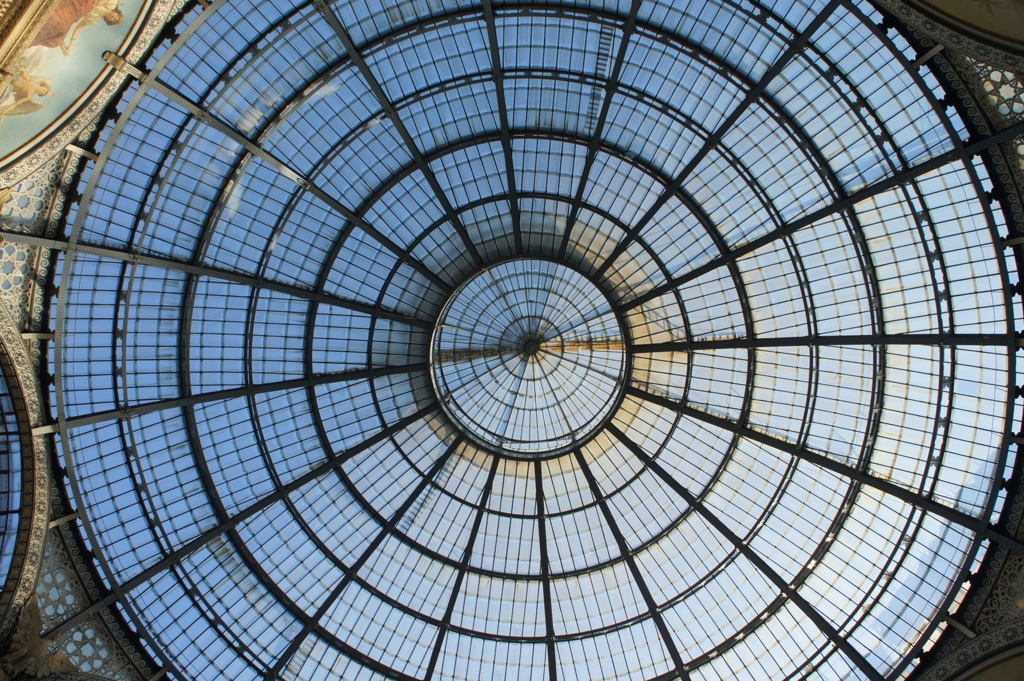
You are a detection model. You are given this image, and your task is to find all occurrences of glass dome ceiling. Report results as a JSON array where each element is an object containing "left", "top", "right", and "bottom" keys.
[
  {"left": 430, "top": 258, "right": 628, "bottom": 457},
  {"left": 45, "top": 0, "right": 1020, "bottom": 679}
]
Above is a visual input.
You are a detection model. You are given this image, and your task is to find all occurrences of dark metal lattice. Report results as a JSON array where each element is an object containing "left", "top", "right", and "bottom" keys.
[{"left": 39, "top": 1, "right": 1022, "bottom": 680}]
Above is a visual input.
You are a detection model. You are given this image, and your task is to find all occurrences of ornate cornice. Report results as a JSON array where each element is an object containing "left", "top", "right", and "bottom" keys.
[
  {"left": 0, "top": 146, "right": 70, "bottom": 647},
  {"left": 0, "top": 300, "right": 50, "bottom": 643},
  {"left": 873, "top": 0, "right": 1024, "bottom": 73},
  {"left": 918, "top": 617, "right": 1024, "bottom": 681}
]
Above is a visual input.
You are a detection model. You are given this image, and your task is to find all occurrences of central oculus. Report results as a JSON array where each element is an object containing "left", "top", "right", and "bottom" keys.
[{"left": 430, "top": 259, "right": 628, "bottom": 458}]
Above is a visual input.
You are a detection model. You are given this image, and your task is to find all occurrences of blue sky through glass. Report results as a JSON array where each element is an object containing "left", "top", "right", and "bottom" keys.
[{"left": 46, "top": 0, "right": 1016, "bottom": 679}]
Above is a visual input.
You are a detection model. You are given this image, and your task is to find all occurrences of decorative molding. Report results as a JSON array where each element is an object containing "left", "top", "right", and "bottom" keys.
[
  {"left": 902, "top": 0, "right": 1024, "bottom": 56},
  {"left": 873, "top": 0, "right": 1024, "bottom": 74},
  {"left": 0, "top": 148, "right": 63, "bottom": 649},
  {"left": 974, "top": 552, "right": 1024, "bottom": 632},
  {"left": 0, "top": 299, "right": 49, "bottom": 645},
  {"left": 48, "top": 673, "right": 133, "bottom": 681},
  {"left": 0, "top": 150, "right": 64, "bottom": 337},
  {"left": 918, "top": 617, "right": 1024, "bottom": 681},
  {"left": 949, "top": 52, "right": 1024, "bottom": 127},
  {"left": 37, "top": 528, "right": 154, "bottom": 681}
]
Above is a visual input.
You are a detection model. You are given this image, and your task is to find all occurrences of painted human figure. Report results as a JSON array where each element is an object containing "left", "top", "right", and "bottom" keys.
[
  {"left": 0, "top": 66, "right": 54, "bottom": 118},
  {"left": 31, "top": 0, "right": 123, "bottom": 55}
]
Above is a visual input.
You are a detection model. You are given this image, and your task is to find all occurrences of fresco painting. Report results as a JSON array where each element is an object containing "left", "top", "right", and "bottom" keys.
[{"left": 0, "top": 0, "right": 142, "bottom": 159}]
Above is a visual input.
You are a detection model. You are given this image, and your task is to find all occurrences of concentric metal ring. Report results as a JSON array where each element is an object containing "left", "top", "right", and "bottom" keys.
[
  {"left": 48, "top": 1, "right": 1018, "bottom": 680},
  {"left": 430, "top": 259, "right": 627, "bottom": 457}
]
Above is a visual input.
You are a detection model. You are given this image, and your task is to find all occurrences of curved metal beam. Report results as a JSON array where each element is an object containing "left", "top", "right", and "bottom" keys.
[
  {"left": 34, "top": 363, "right": 426, "bottom": 435},
  {"left": 606, "top": 424, "right": 885, "bottom": 681},
  {"left": 41, "top": 404, "right": 435, "bottom": 641},
  {"left": 591, "top": 0, "right": 843, "bottom": 279},
  {"left": 625, "top": 385, "right": 1024, "bottom": 555},
  {"left": 622, "top": 118, "right": 1024, "bottom": 312},
  {"left": 573, "top": 448, "right": 692, "bottom": 680},
  {"left": 312, "top": 0, "right": 484, "bottom": 267},
  {"left": 0, "top": 231, "right": 433, "bottom": 330},
  {"left": 268, "top": 436, "right": 464, "bottom": 679}
]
